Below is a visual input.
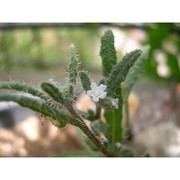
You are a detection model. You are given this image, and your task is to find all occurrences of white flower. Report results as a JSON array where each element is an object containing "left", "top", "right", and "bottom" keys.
[
  {"left": 112, "top": 98, "right": 119, "bottom": 109},
  {"left": 87, "top": 82, "right": 107, "bottom": 102}
]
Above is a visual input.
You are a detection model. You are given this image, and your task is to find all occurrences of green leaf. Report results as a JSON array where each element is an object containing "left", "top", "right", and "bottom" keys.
[
  {"left": 143, "top": 152, "right": 151, "bottom": 157},
  {"left": 0, "top": 82, "right": 48, "bottom": 100},
  {"left": 79, "top": 70, "right": 91, "bottom": 91},
  {"left": 107, "top": 49, "right": 142, "bottom": 96},
  {"left": 68, "top": 44, "right": 79, "bottom": 85},
  {"left": 107, "top": 143, "right": 135, "bottom": 157},
  {"left": 122, "top": 46, "right": 150, "bottom": 102},
  {"left": 121, "top": 46, "right": 149, "bottom": 133},
  {"left": 99, "top": 96, "right": 115, "bottom": 109},
  {"left": 62, "top": 84, "right": 74, "bottom": 101},
  {"left": 100, "top": 30, "right": 117, "bottom": 77},
  {"left": 76, "top": 128, "right": 102, "bottom": 156},
  {"left": 147, "top": 24, "right": 168, "bottom": 49},
  {"left": 90, "top": 120, "right": 108, "bottom": 136},
  {"left": 78, "top": 109, "right": 96, "bottom": 121},
  {"left": 119, "top": 146, "right": 135, "bottom": 157},
  {"left": 41, "top": 82, "right": 65, "bottom": 104},
  {"left": 0, "top": 94, "right": 78, "bottom": 127},
  {"left": 167, "top": 53, "right": 180, "bottom": 81}
]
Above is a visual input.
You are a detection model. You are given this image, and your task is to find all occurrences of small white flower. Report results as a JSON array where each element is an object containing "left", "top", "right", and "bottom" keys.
[
  {"left": 87, "top": 82, "right": 107, "bottom": 102},
  {"left": 112, "top": 98, "right": 119, "bottom": 109}
]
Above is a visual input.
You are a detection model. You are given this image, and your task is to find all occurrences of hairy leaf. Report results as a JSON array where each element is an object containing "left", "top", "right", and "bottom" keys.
[
  {"left": 62, "top": 84, "right": 74, "bottom": 102},
  {"left": 0, "top": 82, "right": 48, "bottom": 100},
  {"left": 78, "top": 109, "right": 96, "bottom": 121},
  {"left": 79, "top": 70, "right": 91, "bottom": 91},
  {"left": 143, "top": 152, "right": 151, "bottom": 157},
  {"left": 107, "top": 143, "right": 135, "bottom": 157},
  {"left": 90, "top": 120, "right": 108, "bottom": 136},
  {"left": 107, "top": 49, "right": 142, "bottom": 96},
  {"left": 119, "top": 146, "right": 135, "bottom": 157},
  {"left": 100, "top": 30, "right": 117, "bottom": 77},
  {"left": 122, "top": 46, "right": 150, "bottom": 102},
  {"left": 68, "top": 44, "right": 79, "bottom": 85},
  {"left": 41, "top": 82, "right": 65, "bottom": 104},
  {"left": 0, "top": 94, "right": 78, "bottom": 127}
]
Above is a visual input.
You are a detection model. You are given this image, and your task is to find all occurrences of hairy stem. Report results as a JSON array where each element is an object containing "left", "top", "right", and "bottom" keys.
[
  {"left": 66, "top": 105, "right": 113, "bottom": 156},
  {"left": 77, "top": 120, "right": 113, "bottom": 157}
]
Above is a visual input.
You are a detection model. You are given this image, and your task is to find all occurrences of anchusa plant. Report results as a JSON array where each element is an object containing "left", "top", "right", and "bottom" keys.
[{"left": 0, "top": 30, "right": 150, "bottom": 157}]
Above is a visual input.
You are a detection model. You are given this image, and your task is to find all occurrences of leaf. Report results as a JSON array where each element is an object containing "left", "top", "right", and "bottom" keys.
[
  {"left": 68, "top": 44, "right": 79, "bottom": 85},
  {"left": 122, "top": 46, "right": 150, "bottom": 102},
  {"left": 79, "top": 70, "right": 91, "bottom": 91},
  {"left": 143, "top": 152, "right": 151, "bottom": 157},
  {"left": 167, "top": 53, "right": 180, "bottom": 81},
  {"left": 119, "top": 146, "right": 135, "bottom": 157},
  {"left": 90, "top": 120, "right": 108, "bottom": 136},
  {"left": 100, "top": 30, "right": 117, "bottom": 77},
  {"left": 41, "top": 82, "right": 65, "bottom": 104},
  {"left": 0, "top": 94, "right": 78, "bottom": 127},
  {"left": 107, "top": 49, "right": 142, "bottom": 96},
  {"left": 147, "top": 24, "right": 168, "bottom": 49},
  {"left": 107, "top": 143, "right": 135, "bottom": 157},
  {"left": 76, "top": 128, "right": 102, "bottom": 156},
  {"left": 78, "top": 109, "right": 96, "bottom": 121},
  {"left": 0, "top": 82, "right": 48, "bottom": 100}
]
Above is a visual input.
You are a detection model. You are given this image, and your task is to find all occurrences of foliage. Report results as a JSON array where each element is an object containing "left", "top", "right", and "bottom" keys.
[
  {"left": 144, "top": 23, "right": 180, "bottom": 84},
  {"left": 100, "top": 30, "right": 117, "bottom": 77},
  {"left": 0, "top": 26, "right": 99, "bottom": 70},
  {"left": 0, "top": 30, "right": 148, "bottom": 157},
  {"left": 122, "top": 46, "right": 150, "bottom": 102}
]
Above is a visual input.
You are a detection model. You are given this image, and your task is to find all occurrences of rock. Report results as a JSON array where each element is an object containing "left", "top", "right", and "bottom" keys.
[
  {"left": 14, "top": 115, "right": 41, "bottom": 141},
  {"left": 0, "top": 104, "right": 82, "bottom": 157},
  {"left": 133, "top": 122, "right": 180, "bottom": 157}
]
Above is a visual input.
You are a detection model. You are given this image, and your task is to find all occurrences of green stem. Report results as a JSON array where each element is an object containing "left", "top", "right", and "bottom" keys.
[
  {"left": 65, "top": 105, "right": 113, "bottom": 157},
  {"left": 77, "top": 120, "right": 113, "bottom": 157},
  {"left": 114, "top": 87, "right": 123, "bottom": 143},
  {"left": 124, "top": 100, "right": 129, "bottom": 130}
]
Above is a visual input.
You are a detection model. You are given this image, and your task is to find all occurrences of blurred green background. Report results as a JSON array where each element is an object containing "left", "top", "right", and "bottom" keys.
[{"left": 0, "top": 23, "right": 179, "bottom": 84}]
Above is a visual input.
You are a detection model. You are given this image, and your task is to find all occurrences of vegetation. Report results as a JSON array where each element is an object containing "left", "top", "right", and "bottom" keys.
[
  {"left": 0, "top": 23, "right": 179, "bottom": 157},
  {"left": 0, "top": 30, "right": 149, "bottom": 157}
]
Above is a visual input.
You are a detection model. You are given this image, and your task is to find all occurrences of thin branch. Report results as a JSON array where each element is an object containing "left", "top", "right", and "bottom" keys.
[{"left": 64, "top": 104, "right": 113, "bottom": 156}]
